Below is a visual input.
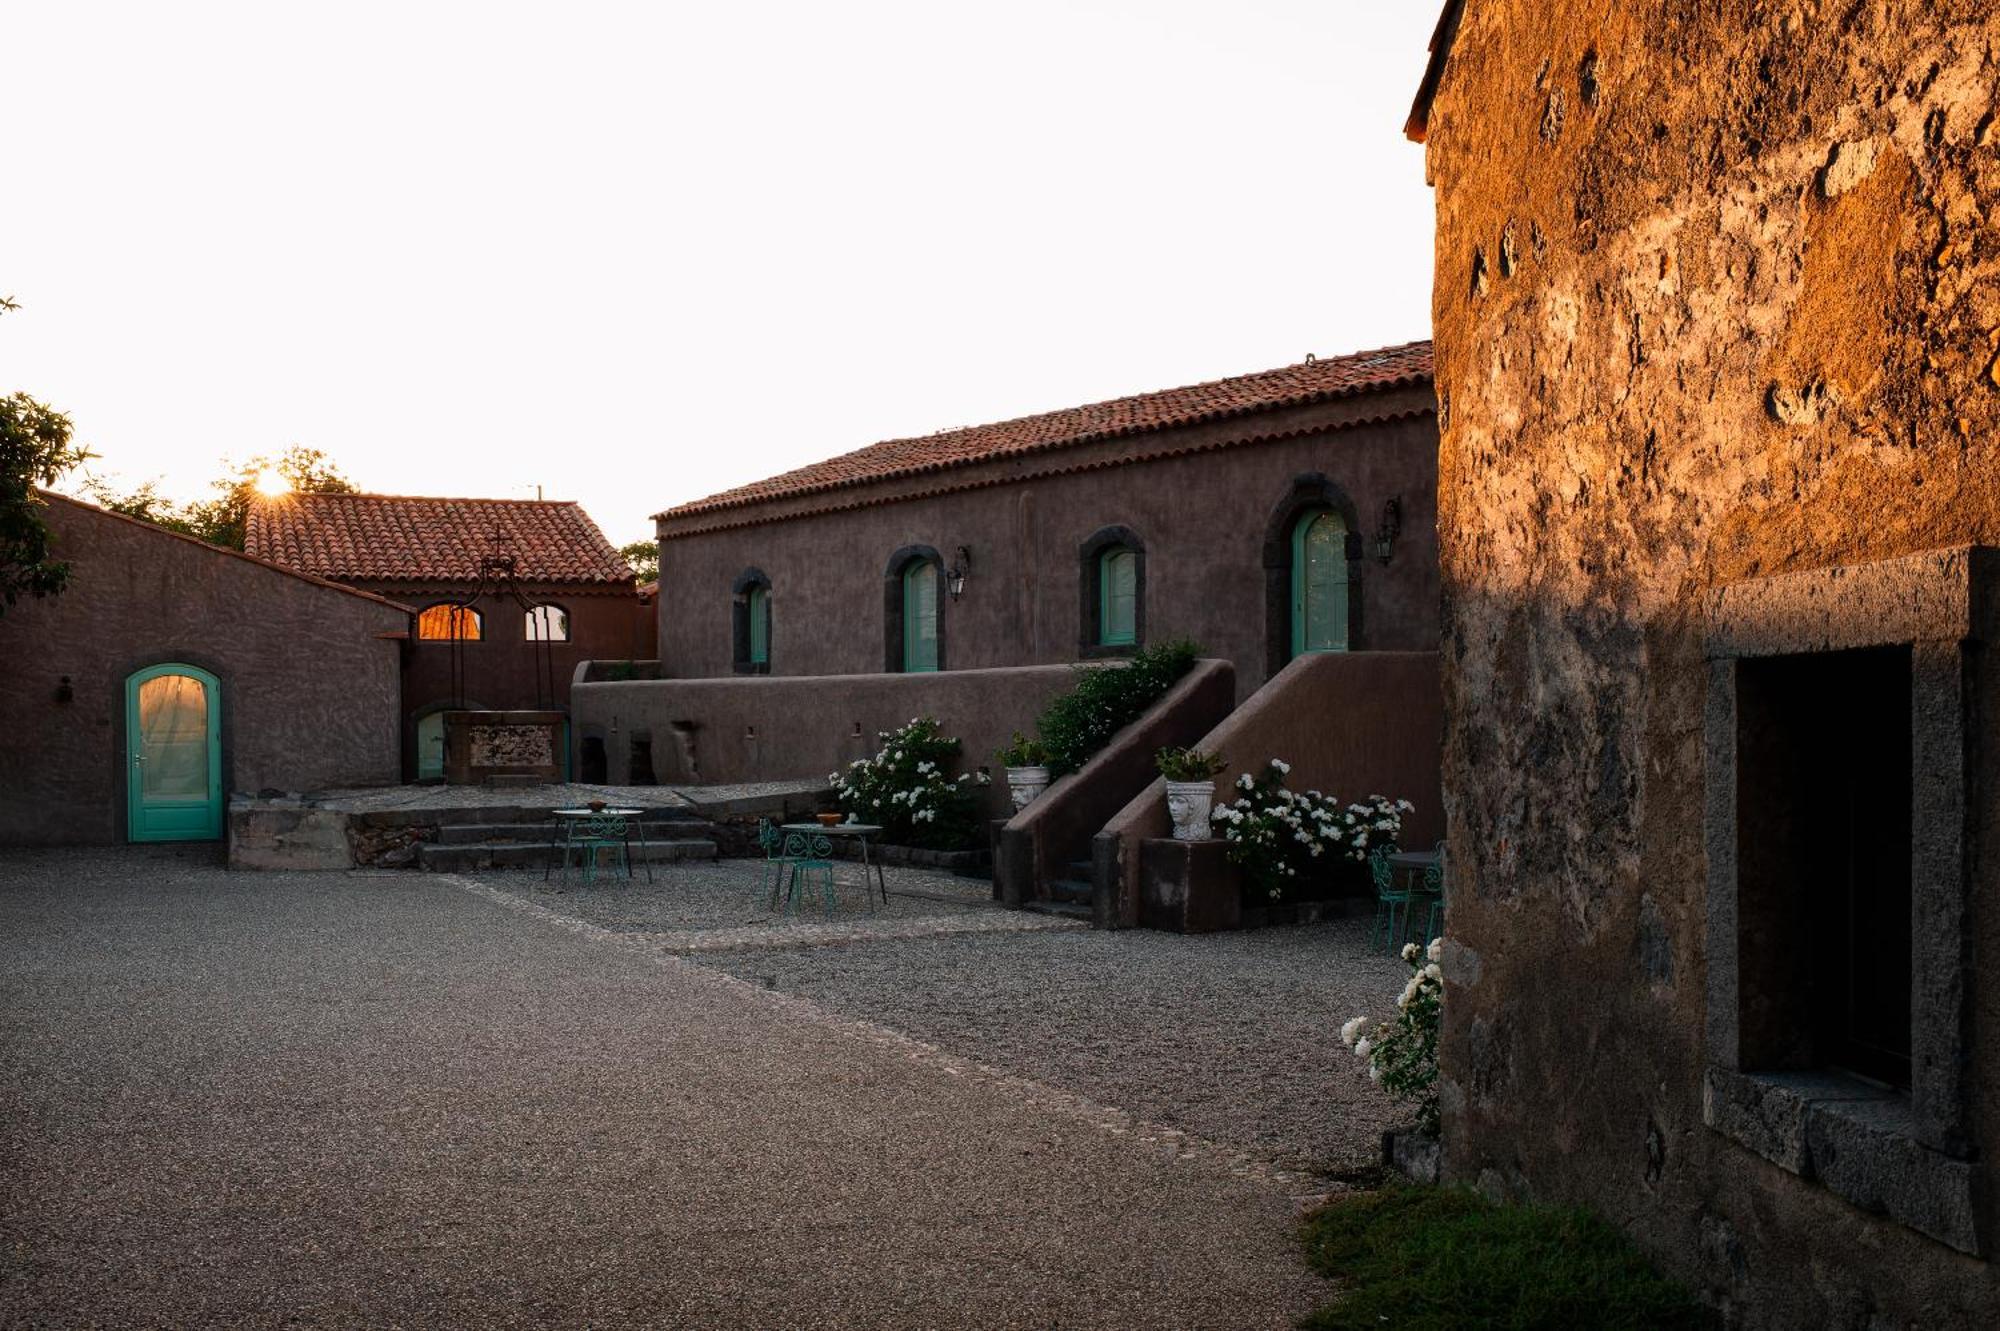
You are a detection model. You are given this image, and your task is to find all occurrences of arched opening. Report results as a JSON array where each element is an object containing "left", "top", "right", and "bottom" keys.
[
  {"left": 732, "top": 568, "right": 773, "bottom": 674},
  {"left": 417, "top": 604, "right": 482, "bottom": 641},
  {"left": 125, "top": 663, "right": 223, "bottom": 842},
  {"left": 1077, "top": 524, "right": 1146, "bottom": 657},
  {"left": 1291, "top": 509, "right": 1351, "bottom": 655},
  {"left": 883, "top": 546, "right": 944, "bottom": 672},
  {"left": 525, "top": 604, "right": 570, "bottom": 642},
  {"left": 1261, "top": 474, "right": 1361, "bottom": 677}
]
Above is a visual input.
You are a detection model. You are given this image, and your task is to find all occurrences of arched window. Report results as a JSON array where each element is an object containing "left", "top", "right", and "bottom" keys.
[
  {"left": 417, "top": 604, "right": 482, "bottom": 641},
  {"left": 525, "top": 604, "right": 570, "bottom": 642},
  {"left": 1261, "top": 473, "right": 1360, "bottom": 677},
  {"left": 1291, "top": 509, "right": 1350, "bottom": 655},
  {"left": 732, "top": 568, "right": 773, "bottom": 674},
  {"left": 882, "top": 546, "right": 943, "bottom": 672},
  {"left": 1078, "top": 525, "right": 1145, "bottom": 657}
]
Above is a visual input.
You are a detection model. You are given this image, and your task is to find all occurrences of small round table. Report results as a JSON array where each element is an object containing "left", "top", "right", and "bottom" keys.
[
  {"left": 547, "top": 807, "right": 654, "bottom": 883},
  {"left": 780, "top": 822, "right": 889, "bottom": 905}
]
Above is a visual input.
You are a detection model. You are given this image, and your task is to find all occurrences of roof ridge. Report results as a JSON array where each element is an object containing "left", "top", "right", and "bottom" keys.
[
  {"left": 656, "top": 339, "right": 1433, "bottom": 522},
  {"left": 263, "top": 491, "right": 582, "bottom": 506}
]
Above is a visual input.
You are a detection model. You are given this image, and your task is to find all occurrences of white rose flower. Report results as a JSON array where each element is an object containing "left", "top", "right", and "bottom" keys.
[
  {"left": 1340, "top": 1016, "right": 1366, "bottom": 1046},
  {"left": 1272, "top": 759, "right": 1291, "bottom": 774},
  {"left": 1427, "top": 937, "right": 1444, "bottom": 964},
  {"left": 1424, "top": 962, "right": 1442, "bottom": 981},
  {"left": 1354, "top": 1036, "right": 1372, "bottom": 1059},
  {"left": 1402, "top": 942, "right": 1421, "bottom": 962}
]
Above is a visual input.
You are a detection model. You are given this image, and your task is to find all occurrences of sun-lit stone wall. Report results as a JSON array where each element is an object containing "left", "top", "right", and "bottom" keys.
[{"left": 1424, "top": 2, "right": 2000, "bottom": 1323}]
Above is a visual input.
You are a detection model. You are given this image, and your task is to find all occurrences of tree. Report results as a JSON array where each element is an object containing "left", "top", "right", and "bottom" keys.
[
  {"left": 86, "top": 444, "right": 355, "bottom": 551},
  {"left": 620, "top": 539, "right": 659, "bottom": 585},
  {"left": 1, "top": 296, "right": 93, "bottom": 613}
]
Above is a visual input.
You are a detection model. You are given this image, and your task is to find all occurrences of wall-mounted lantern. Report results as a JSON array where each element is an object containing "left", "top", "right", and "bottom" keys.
[
  {"left": 947, "top": 545, "right": 973, "bottom": 600},
  {"left": 1372, "top": 498, "right": 1403, "bottom": 565},
  {"left": 55, "top": 675, "right": 74, "bottom": 704}
]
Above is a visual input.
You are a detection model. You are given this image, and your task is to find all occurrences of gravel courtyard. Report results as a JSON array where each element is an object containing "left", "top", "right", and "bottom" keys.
[
  {"left": 491, "top": 859, "right": 1416, "bottom": 1176},
  {"left": 0, "top": 848, "right": 1387, "bottom": 1329}
]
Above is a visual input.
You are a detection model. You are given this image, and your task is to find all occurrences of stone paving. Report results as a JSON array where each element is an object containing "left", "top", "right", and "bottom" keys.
[{"left": 0, "top": 848, "right": 1332, "bottom": 1328}]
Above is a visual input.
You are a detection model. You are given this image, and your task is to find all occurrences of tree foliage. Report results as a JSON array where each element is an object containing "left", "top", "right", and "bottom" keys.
[
  {"left": 0, "top": 392, "right": 91, "bottom": 612},
  {"left": 619, "top": 539, "right": 659, "bottom": 584},
  {"left": 84, "top": 445, "right": 355, "bottom": 550},
  {"left": 1, "top": 295, "right": 93, "bottom": 613}
]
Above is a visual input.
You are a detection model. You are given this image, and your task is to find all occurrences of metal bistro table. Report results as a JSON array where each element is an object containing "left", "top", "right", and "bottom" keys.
[
  {"left": 547, "top": 807, "right": 654, "bottom": 883},
  {"left": 780, "top": 822, "right": 889, "bottom": 906}
]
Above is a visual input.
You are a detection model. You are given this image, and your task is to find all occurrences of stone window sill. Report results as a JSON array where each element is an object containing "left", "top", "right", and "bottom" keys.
[{"left": 1704, "top": 1066, "right": 1980, "bottom": 1256}]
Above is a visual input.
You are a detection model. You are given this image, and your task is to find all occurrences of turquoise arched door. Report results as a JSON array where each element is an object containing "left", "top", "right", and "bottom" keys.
[
  {"left": 125, "top": 663, "right": 223, "bottom": 842},
  {"left": 1290, "top": 510, "right": 1350, "bottom": 656}
]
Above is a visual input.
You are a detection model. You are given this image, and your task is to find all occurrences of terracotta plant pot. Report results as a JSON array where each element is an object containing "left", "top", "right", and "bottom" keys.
[
  {"left": 816, "top": 812, "right": 842, "bottom": 827},
  {"left": 587, "top": 799, "right": 606, "bottom": 813}
]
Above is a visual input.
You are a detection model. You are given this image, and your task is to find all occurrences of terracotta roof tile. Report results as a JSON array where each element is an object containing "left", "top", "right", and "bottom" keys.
[
  {"left": 245, "top": 493, "right": 634, "bottom": 585},
  {"left": 658, "top": 340, "right": 1432, "bottom": 521}
]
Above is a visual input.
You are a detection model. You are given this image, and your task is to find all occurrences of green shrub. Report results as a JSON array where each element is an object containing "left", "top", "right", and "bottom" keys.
[
  {"left": 1155, "top": 745, "right": 1227, "bottom": 782},
  {"left": 994, "top": 731, "right": 1049, "bottom": 767},
  {"left": 1037, "top": 640, "right": 1200, "bottom": 776},
  {"left": 1300, "top": 1186, "right": 1714, "bottom": 1331},
  {"left": 827, "top": 717, "right": 990, "bottom": 850}
]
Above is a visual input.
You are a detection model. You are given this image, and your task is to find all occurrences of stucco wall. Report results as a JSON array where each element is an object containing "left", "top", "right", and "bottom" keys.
[
  {"left": 1098, "top": 651, "right": 1443, "bottom": 926},
  {"left": 0, "top": 496, "right": 408, "bottom": 845},
  {"left": 570, "top": 664, "right": 1085, "bottom": 822},
  {"left": 653, "top": 395, "right": 1439, "bottom": 701},
  {"left": 1426, "top": 3, "right": 2000, "bottom": 1323}
]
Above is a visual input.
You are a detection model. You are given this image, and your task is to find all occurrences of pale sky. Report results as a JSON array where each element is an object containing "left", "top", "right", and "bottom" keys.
[{"left": 5, "top": 2, "right": 1437, "bottom": 548}]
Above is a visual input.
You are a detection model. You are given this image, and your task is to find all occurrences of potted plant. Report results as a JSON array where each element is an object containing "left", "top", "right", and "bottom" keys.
[
  {"left": 1155, "top": 746, "right": 1227, "bottom": 840},
  {"left": 995, "top": 731, "right": 1051, "bottom": 811}
]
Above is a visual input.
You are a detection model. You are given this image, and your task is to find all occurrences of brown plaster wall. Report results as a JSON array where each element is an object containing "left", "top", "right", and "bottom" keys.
[
  {"left": 569, "top": 664, "right": 1084, "bottom": 822},
  {"left": 1425, "top": 2, "right": 2000, "bottom": 1322},
  {"left": 653, "top": 399, "right": 1439, "bottom": 700},
  {"left": 344, "top": 579, "right": 648, "bottom": 779},
  {"left": 1098, "top": 651, "right": 1444, "bottom": 926},
  {"left": 0, "top": 497, "right": 407, "bottom": 845}
]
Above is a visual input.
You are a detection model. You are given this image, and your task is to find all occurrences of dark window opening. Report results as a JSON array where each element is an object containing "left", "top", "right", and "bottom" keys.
[
  {"left": 578, "top": 736, "right": 608, "bottom": 785},
  {"left": 628, "top": 736, "right": 657, "bottom": 786},
  {"left": 1735, "top": 645, "right": 1913, "bottom": 1090}
]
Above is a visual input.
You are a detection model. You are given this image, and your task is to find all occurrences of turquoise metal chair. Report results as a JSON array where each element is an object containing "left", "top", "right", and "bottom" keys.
[
  {"left": 1423, "top": 840, "right": 1449, "bottom": 943},
  {"left": 779, "top": 831, "right": 839, "bottom": 916},
  {"left": 755, "top": 819, "right": 789, "bottom": 906},
  {"left": 1369, "top": 848, "right": 1417, "bottom": 953},
  {"left": 563, "top": 813, "right": 630, "bottom": 883}
]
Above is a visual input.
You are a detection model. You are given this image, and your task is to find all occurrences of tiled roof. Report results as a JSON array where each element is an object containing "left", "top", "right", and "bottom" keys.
[
  {"left": 245, "top": 493, "right": 635, "bottom": 585},
  {"left": 658, "top": 340, "right": 1433, "bottom": 521}
]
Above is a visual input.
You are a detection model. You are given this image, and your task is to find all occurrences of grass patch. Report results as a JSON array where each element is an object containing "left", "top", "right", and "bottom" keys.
[{"left": 1300, "top": 1185, "right": 1714, "bottom": 1331}]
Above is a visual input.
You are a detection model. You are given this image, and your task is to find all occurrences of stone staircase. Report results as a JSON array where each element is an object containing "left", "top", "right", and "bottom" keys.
[
  {"left": 411, "top": 806, "right": 719, "bottom": 872},
  {"left": 1024, "top": 850, "right": 1096, "bottom": 921}
]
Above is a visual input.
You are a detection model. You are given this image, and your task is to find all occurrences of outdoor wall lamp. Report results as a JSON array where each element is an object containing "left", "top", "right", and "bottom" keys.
[
  {"left": 1372, "top": 498, "right": 1403, "bottom": 565},
  {"left": 55, "top": 675, "right": 73, "bottom": 704},
  {"left": 947, "top": 545, "right": 972, "bottom": 600}
]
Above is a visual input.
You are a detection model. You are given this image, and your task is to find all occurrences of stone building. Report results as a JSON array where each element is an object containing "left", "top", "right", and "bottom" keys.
[
  {"left": 652, "top": 341, "right": 1438, "bottom": 700},
  {"left": 0, "top": 493, "right": 408, "bottom": 845},
  {"left": 245, "top": 492, "right": 644, "bottom": 780},
  {"left": 1414, "top": 1, "right": 2000, "bottom": 1323}
]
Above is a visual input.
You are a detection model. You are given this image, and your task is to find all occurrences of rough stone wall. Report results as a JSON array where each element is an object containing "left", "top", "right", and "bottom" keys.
[
  {"left": 1425, "top": 3, "right": 2000, "bottom": 1324},
  {"left": 0, "top": 497, "right": 407, "bottom": 845}
]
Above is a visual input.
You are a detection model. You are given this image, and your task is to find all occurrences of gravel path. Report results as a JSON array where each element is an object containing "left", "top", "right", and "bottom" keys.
[
  {"left": 690, "top": 915, "right": 1415, "bottom": 1176},
  {"left": 1, "top": 848, "right": 1327, "bottom": 1329}
]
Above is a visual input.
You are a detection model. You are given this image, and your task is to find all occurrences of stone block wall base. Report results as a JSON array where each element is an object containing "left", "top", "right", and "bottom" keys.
[
  {"left": 1383, "top": 1129, "right": 1442, "bottom": 1184},
  {"left": 228, "top": 804, "right": 354, "bottom": 871},
  {"left": 1139, "top": 838, "right": 1241, "bottom": 932}
]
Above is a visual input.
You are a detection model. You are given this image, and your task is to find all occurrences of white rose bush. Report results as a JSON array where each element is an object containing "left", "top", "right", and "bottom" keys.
[
  {"left": 1208, "top": 758, "right": 1415, "bottom": 902},
  {"left": 1343, "top": 936, "right": 1443, "bottom": 1136},
  {"left": 827, "top": 716, "right": 991, "bottom": 850}
]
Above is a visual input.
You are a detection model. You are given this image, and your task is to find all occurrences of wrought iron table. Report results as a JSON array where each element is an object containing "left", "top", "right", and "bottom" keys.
[
  {"left": 780, "top": 822, "right": 889, "bottom": 906},
  {"left": 547, "top": 807, "right": 654, "bottom": 883}
]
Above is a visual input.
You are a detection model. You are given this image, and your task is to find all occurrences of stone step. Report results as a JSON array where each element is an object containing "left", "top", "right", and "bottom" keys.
[
  {"left": 1023, "top": 900, "right": 1094, "bottom": 921},
  {"left": 417, "top": 838, "right": 718, "bottom": 872},
  {"left": 1048, "top": 877, "right": 1095, "bottom": 905},
  {"left": 432, "top": 818, "right": 709, "bottom": 845}
]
